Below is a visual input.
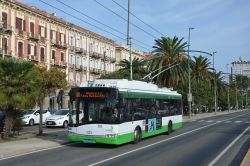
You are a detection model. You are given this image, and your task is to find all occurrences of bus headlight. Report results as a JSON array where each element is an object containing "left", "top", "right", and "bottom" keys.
[{"left": 106, "top": 134, "right": 118, "bottom": 138}]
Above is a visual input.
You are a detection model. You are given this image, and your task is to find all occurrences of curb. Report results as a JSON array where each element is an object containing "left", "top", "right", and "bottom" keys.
[{"left": 241, "top": 148, "right": 250, "bottom": 166}]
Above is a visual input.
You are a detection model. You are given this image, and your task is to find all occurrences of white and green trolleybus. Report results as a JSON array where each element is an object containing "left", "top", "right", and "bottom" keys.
[{"left": 68, "top": 79, "right": 183, "bottom": 145}]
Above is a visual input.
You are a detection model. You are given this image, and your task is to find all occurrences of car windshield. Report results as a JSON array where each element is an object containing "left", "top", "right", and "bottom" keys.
[
  {"left": 25, "top": 110, "right": 36, "bottom": 115},
  {"left": 55, "top": 109, "right": 69, "bottom": 115}
]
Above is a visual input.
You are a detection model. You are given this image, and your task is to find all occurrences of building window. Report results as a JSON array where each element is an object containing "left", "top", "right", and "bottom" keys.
[
  {"left": 2, "top": 12, "right": 7, "bottom": 28},
  {"left": 30, "top": 22, "right": 34, "bottom": 34},
  {"left": 40, "top": 26, "right": 46, "bottom": 37},
  {"left": 40, "top": 47, "right": 45, "bottom": 61},
  {"left": 60, "top": 33, "right": 64, "bottom": 44},
  {"left": 70, "top": 36, "right": 74, "bottom": 46},
  {"left": 16, "top": 17, "right": 25, "bottom": 31},
  {"left": 50, "top": 30, "right": 56, "bottom": 41},
  {"left": 28, "top": 44, "right": 35, "bottom": 56},
  {"left": 60, "top": 52, "right": 64, "bottom": 61},
  {"left": 18, "top": 42, "right": 23, "bottom": 57},
  {"left": 2, "top": 38, "right": 8, "bottom": 53},
  {"left": 76, "top": 38, "right": 80, "bottom": 48},
  {"left": 52, "top": 50, "right": 56, "bottom": 63}
]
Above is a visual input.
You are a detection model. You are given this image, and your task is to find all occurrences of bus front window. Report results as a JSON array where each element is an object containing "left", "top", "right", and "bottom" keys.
[{"left": 88, "top": 103, "right": 120, "bottom": 124}]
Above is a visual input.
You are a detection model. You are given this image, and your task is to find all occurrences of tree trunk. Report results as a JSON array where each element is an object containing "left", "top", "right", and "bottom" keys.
[
  {"left": 3, "top": 110, "right": 14, "bottom": 139},
  {"left": 38, "top": 98, "right": 44, "bottom": 135}
]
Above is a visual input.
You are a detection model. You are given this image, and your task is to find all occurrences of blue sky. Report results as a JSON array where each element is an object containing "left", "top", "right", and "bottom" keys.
[{"left": 19, "top": 0, "right": 250, "bottom": 73}]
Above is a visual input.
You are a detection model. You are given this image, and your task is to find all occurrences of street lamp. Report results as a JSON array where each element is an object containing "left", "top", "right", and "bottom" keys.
[
  {"left": 212, "top": 51, "right": 217, "bottom": 115},
  {"left": 187, "top": 27, "right": 194, "bottom": 118},
  {"left": 226, "top": 64, "right": 230, "bottom": 112}
]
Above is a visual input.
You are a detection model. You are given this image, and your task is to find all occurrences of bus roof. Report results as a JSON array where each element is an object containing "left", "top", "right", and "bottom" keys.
[{"left": 79, "top": 79, "right": 181, "bottom": 97}]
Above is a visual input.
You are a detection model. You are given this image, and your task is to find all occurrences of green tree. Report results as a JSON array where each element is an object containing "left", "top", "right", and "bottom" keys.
[
  {"left": 100, "top": 57, "right": 148, "bottom": 80},
  {"left": 190, "top": 56, "right": 211, "bottom": 112},
  {"left": 37, "top": 67, "right": 67, "bottom": 135},
  {"left": 0, "top": 59, "right": 39, "bottom": 138},
  {"left": 150, "top": 36, "right": 188, "bottom": 87}
]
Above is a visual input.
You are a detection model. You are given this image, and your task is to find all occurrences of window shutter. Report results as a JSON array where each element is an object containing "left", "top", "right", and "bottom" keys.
[
  {"left": 45, "top": 27, "right": 47, "bottom": 38},
  {"left": 64, "top": 34, "right": 66, "bottom": 44},
  {"left": 28, "top": 44, "right": 30, "bottom": 55},
  {"left": 34, "top": 45, "right": 37, "bottom": 56},
  {"left": 39, "top": 26, "right": 41, "bottom": 36},
  {"left": 16, "top": 17, "right": 19, "bottom": 29},
  {"left": 50, "top": 30, "right": 52, "bottom": 40},
  {"left": 23, "top": 19, "right": 26, "bottom": 31}
]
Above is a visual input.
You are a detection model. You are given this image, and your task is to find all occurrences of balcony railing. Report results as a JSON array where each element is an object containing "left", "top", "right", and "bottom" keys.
[
  {"left": 0, "top": 24, "right": 13, "bottom": 34},
  {"left": 69, "top": 45, "right": 75, "bottom": 52},
  {"left": 75, "top": 47, "right": 83, "bottom": 53},
  {"left": 16, "top": 29, "right": 26, "bottom": 37},
  {"left": 28, "top": 32, "right": 40, "bottom": 42},
  {"left": 28, "top": 54, "right": 39, "bottom": 62}
]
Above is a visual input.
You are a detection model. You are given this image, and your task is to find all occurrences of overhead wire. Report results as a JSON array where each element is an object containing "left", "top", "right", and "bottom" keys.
[
  {"left": 111, "top": 0, "right": 164, "bottom": 36},
  {"left": 93, "top": 0, "right": 157, "bottom": 39},
  {"left": 37, "top": 0, "right": 151, "bottom": 51},
  {"left": 55, "top": 0, "right": 152, "bottom": 49}
]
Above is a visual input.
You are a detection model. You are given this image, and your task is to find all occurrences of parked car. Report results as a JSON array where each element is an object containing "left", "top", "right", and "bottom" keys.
[
  {"left": 0, "top": 110, "right": 5, "bottom": 132},
  {"left": 45, "top": 109, "right": 83, "bottom": 128},
  {"left": 22, "top": 109, "right": 51, "bottom": 126}
]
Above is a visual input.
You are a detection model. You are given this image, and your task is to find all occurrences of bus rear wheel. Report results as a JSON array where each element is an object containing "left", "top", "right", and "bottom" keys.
[{"left": 133, "top": 128, "right": 141, "bottom": 144}]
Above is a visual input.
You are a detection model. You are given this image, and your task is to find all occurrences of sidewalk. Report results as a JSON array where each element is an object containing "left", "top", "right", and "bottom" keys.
[{"left": 0, "top": 109, "right": 249, "bottom": 161}]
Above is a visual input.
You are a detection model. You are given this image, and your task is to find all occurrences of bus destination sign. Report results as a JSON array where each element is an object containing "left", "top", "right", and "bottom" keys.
[{"left": 76, "top": 91, "right": 106, "bottom": 98}]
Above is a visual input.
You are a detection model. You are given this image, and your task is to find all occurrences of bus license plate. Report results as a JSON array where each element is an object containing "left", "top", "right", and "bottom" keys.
[{"left": 83, "top": 139, "right": 94, "bottom": 143}]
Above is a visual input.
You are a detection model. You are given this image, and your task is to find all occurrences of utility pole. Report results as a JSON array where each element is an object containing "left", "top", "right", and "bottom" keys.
[
  {"left": 104, "top": 51, "right": 106, "bottom": 75},
  {"left": 127, "top": 0, "right": 132, "bottom": 80},
  {"left": 213, "top": 51, "right": 217, "bottom": 115},
  {"left": 187, "top": 27, "right": 194, "bottom": 118},
  {"left": 226, "top": 64, "right": 230, "bottom": 112}
]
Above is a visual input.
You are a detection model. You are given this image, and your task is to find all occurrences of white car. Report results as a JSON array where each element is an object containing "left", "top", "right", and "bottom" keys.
[
  {"left": 23, "top": 109, "right": 51, "bottom": 126},
  {"left": 45, "top": 109, "right": 83, "bottom": 128}
]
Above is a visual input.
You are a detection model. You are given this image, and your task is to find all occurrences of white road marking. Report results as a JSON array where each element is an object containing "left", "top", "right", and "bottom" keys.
[
  {"left": 235, "top": 121, "right": 242, "bottom": 123},
  {"left": 246, "top": 121, "right": 250, "bottom": 124},
  {"left": 224, "top": 121, "right": 231, "bottom": 123},
  {"left": 0, "top": 142, "right": 77, "bottom": 161},
  {"left": 207, "top": 120, "right": 214, "bottom": 123},
  {"left": 198, "top": 120, "right": 205, "bottom": 122},
  {"left": 208, "top": 126, "right": 250, "bottom": 166},
  {"left": 88, "top": 112, "right": 250, "bottom": 166},
  {"left": 1, "top": 112, "right": 249, "bottom": 162}
]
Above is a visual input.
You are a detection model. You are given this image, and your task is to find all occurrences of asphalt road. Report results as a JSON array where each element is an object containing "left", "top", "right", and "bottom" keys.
[{"left": 1, "top": 111, "right": 250, "bottom": 166}]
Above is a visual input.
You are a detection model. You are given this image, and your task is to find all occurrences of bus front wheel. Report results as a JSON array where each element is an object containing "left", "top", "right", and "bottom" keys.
[
  {"left": 133, "top": 127, "right": 141, "bottom": 144},
  {"left": 167, "top": 122, "right": 172, "bottom": 135}
]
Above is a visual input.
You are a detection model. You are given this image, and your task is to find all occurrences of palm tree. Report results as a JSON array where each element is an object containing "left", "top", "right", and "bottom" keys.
[
  {"left": 150, "top": 36, "right": 188, "bottom": 87},
  {"left": 118, "top": 57, "right": 148, "bottom": 79},
  {"left": 0, "top": 59, "right": 39, "bottom": 138},
  {"left": 190, "top": 56, "right": 211, "bottom": 112}
]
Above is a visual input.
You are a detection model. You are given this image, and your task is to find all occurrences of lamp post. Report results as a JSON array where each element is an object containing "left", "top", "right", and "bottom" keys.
[
  {"left": 226, "top": 64, "right": 230, "bottom": 112},
  {"left": 187, "top": 27, "right": 194, "bottom": 118},
  {"left": 213, "top": 51, "right": 217, "bottom": 115}
]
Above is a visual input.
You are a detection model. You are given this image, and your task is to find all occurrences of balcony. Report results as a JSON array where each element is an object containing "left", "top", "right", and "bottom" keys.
[
  {"left": 0, "top": 24, "right": 13, "bottom": 35},
  {"left": 75, "top": 64, "right": 82, "bottom": 71},
  {"left": 83, "top": 50, "right": 87, "bottom": 55},
  {"left": 28, "top": 32, "right": 40, "bottom": 42},
  {"left": 40, "top": 36, "right": 46, "bottom": 43},
  {"left": 28, "top": 54, "right": 39, "bottom": 62},
  {"left": 16, "top": 29, "right": 26, "bottom": 37},
  {"left": 69, "top": 45, "right": 75, "bottom": 52},
  {"left": 57, "top": 41, "right": 67, "bottom": 50},
  {"left": 111, "top": 57, "right": 116, "bottom": 63},
  {"left": 89, "top": 52, "right": 95, "bottom": 58},
  {"left": 69, "top": 63, "right": 74, "bottom": 69},
  {"left": 75, "top": 47, "right": 83, "bottom": 53},
  {"left": 51, "top": 39, "right": 57, "bottom": 47}
]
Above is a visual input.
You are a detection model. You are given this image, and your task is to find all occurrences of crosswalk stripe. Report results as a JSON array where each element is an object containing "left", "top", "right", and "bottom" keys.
[{"left": 235, "top": 121, "right": 242, "bottom": 123}]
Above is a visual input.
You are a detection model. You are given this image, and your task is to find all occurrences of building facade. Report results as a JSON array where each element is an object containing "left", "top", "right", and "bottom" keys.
[
  {"left": 115, "top": 44, "right": 145, "bottom": 70},
  {"left": 231, "top": 60, "right": 250, "bottom": 78},
  {"left": 0, "top": 0, "right": 116, "bottom": 109}
]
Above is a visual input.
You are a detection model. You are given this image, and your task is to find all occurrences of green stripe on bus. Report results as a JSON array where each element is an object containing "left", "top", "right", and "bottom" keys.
[
  {"left": 119, "top": 91, "right": 182, "bottom": 100},
  {"left": 67, "top": 122, "right": 182, "bottom": 145}
]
